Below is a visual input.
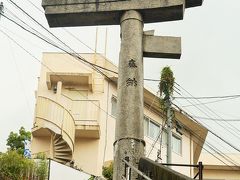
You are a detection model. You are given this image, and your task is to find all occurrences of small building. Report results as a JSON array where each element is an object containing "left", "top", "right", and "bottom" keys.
[
  {"left": 31, "top": 52, "right": 207, "bottom": 177},
  {"left": 198, "top": 153, "right": 240, "bottom": 180}
]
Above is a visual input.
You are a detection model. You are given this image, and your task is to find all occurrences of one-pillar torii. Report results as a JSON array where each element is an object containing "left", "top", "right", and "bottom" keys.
[{"left": 41, "top": 0, "right": 203, "bottom": 179}]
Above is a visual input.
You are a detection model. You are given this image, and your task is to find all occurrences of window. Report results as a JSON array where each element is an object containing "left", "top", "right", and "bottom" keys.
[
  {"left": 144, "top": 116, "right": 160, "bottom": 140},
  {"left": 144, "top": 116, "right": 182, "bottom": 154},
  {"left": 111, "top": 96, "right": 117, "bottom": 117},
  {"left": 172, "top": 134, "right": 182, "bottom": 154},
  {"left": 149, "top": 121, "right": 160, "bottom": 140}
]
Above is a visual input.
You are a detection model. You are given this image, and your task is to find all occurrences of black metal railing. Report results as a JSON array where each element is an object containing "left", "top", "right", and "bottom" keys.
[{"left": 161, "top": 162, "right": 203, "bottom": 180}]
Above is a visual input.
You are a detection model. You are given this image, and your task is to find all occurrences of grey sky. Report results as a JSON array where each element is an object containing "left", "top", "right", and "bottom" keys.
[{"left": 0, "top": 0, "right": 240, "bottom": 163}]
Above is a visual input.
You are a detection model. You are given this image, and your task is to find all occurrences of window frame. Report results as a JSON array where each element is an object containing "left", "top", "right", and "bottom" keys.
[
  {"left": 144, "top": 116, "right": 182, "bottom": 155},
  {"left": 172, "top": 133, "right": 182, "bottom": 155},
  {"left": 144, "top": 116, "right": 161, "bottom": 141}
]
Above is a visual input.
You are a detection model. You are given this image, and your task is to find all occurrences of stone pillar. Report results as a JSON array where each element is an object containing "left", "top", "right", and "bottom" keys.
[{"left": 113, "top": 10, "right": 145, "bottom": 180}]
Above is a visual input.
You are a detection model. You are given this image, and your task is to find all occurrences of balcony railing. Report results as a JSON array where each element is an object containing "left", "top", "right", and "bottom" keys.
[
  {"left": 35, "top": 96, "right": 75, "bottom": 151},
  {"left": 72, "top": 100, "right": 99, "bottom": 120},
  {"left": 60, "top": 94, "right": 100, "bottom": 138}
]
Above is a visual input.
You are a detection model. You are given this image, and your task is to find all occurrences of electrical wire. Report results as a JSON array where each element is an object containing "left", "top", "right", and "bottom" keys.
[
  {"left": 143, "top": 83, "right": 240, "bottom": 167},
  {"left": 7, "top": 0, "right": 119, "bottom": 75},
  {"left": 145, "top": 98, "right": 240, "bottom": 167},
  {"left": 2, "top": 4, "right": 161, "bottom": 129},
  {"left": 25, "top": 0, "right": 44, "bottom": 13},
  {"left": 2, "top": 20, "right": 240, "bottom": 170},
  {"left": 2, "top": 2, "right": 118, "bottom": 83},
  {"left": 174, "top": 98, "right": 240, "bottom": 159},
  {"left": 175, "top": 83, "right": 240, "bottom": 138},
  {"left": 175, "top": 118, "right": 240, "bottom": 168},
  {"left": 173, "top": 86, "right": 240, "bottom": 139},
  {"left": 0, "top": 28, "right": 117, "bottom": 122},
  {"left": 144, "top": 84, "right": 240, "bottom": 166},
  {"left": 172, "top": 100, "right": 240, "bottom": 153},
  {"left": 6, "top": 0, "right": 240, "bottom": 167},
  {"left": 173, "top": 83, "right": 240, "bottom": 140},
  {"left": 9, "top": 0, "right": 170, "bottom": 83},
  {"left": 172, "top": 100, "right": 240, "bottom": 167},
  {"left": 7, "top": 34, "right": 33, "bottom": 117},
  {"left": 180, "top": 96, "right": 240, "bottom": 107},
  {"left": 0, "top": 11, "right": 116, "bottom": 85},
  {"left": 174, "top": 94, "right": 240, "bottom": 99},
  {"left": 190, "top": 116, "right": 240, "bottom": 122}
]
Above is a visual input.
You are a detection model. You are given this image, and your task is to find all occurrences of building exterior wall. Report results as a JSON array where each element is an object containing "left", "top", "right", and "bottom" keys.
[
  {"left": 198, "top": 153, "right": 240, "bottom": 180},
  {"left": 203, "top": 169, "right": 240, "bottom": 180},
  {"left": 31, "top": 52, "right": 202, "bottom": 177}
]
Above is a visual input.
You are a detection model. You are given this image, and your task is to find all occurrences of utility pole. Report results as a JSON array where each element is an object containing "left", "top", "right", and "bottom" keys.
[
  {"left": 159, "top": 67, "right": 175, "bottom": 166},
  {"left": 166, "top": 97, "right": 172, "bottom": 165},
  {"left": 41, "top": 1, "right": 203, "bottom": 179}
]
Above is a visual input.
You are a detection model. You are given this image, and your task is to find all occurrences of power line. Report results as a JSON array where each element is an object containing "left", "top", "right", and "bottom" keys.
[
  {"left": 2, "top": 1, "right": 118, "bottom": 77},
  {"left": 7, "top": 33, "right": 33, "bottom": 117},
  {"left": 25, "top": 0, "right": 44, "bottom": 13},
  {"left": 190, "top": 116, "right": 240, "bottom": 122},
  {"left": 145, "top": 95, "right": 240, "bottom": 167},
  {"left": 0, "top": 27, "right": 118, "bottom": 122},
  {"left": 179, "top": 96, "right": 240, "bottom": 107},
  {"left": 172, "top": 103, "right": 240, "bottom": 166},
  {"left": 0, "top": 11, "right": 115, "bottom": 84},
  {"left": 174, "top": 83, "right": 240, "bottom": 138},
  {"left": 172, "top": 100, "right": 240, "bottom": 153},
  {"left": 9, "top": 0, "right": 170, "bottom": 83},
  {"left": 2, "top": 15, "right": 240, "bottom": 169},
  {"left": 174, "top": 94, "right": 240, "bottom": 99},
  {"left": 6, "top": 1, "right": 240, "bottom": 167},
  {"left": 0, "top": 3, "right": 163, "bottom": 122},
  {"left": 145, "top": 99, "right": 240, "bottom": 167},
  {"left": 144, "top": 91, "right": 240, "bottom": 167},
  {"left": 175, "top": 118, "right": 240, "bottom": 168},
  {"left": 174, "top": 87, "right": 240, "bottom": 139},
  {"left": 1, "top": 4, "right": 165, "bottom": 84}
]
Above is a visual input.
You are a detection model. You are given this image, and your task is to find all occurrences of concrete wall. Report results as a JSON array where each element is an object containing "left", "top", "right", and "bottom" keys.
[
  {"left": 198, "top": 153, "right": 240, "bottom": 180},
  {"left": 203, "top": 169, "right": 240, "bottom": 180}
]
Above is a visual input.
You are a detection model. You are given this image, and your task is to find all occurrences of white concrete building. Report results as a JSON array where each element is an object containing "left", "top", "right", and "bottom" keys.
[{"left": 31, "top": 52, "right": 207, "bottom": 177}]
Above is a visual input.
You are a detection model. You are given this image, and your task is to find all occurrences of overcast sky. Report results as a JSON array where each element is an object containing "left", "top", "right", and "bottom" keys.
[{"left": 0, "top": 0, "right": 240, "bottom": 164}]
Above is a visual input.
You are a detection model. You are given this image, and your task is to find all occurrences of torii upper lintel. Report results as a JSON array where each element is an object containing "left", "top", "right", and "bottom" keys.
[{"left": 42, "top": 0, "right": 203, "bottom": 27}]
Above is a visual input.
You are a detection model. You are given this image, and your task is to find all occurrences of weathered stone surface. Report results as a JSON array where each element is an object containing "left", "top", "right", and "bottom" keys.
[
  {"left": 42, "top": 0, "right": 185, "bottom": 27},
  {"left": 113, "top": 10, "right": 144, "bottom": 180},
  {"left": 143, "top": 35, "right": 181, "bottom": 59}
]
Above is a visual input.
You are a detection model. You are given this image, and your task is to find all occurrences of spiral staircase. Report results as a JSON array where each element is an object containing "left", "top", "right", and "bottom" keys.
[
  {"left": 32, "top": 96, "right": 75, "bottom": 165},
  {"left": 53, "top": 134, "right": 73, "bottom": 164}
]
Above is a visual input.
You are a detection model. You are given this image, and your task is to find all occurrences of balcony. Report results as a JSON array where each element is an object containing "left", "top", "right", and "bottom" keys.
[
  {"left": 46, "top": 72, "right": 93, "bottom": 91},
  {"left": 72, "top": 100, "right": 100, "bottom": 139}
]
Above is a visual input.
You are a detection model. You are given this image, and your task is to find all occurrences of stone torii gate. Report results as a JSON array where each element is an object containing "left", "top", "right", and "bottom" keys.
[{"left": 41, "top": 0, "right": 203, "bottom": 179}]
